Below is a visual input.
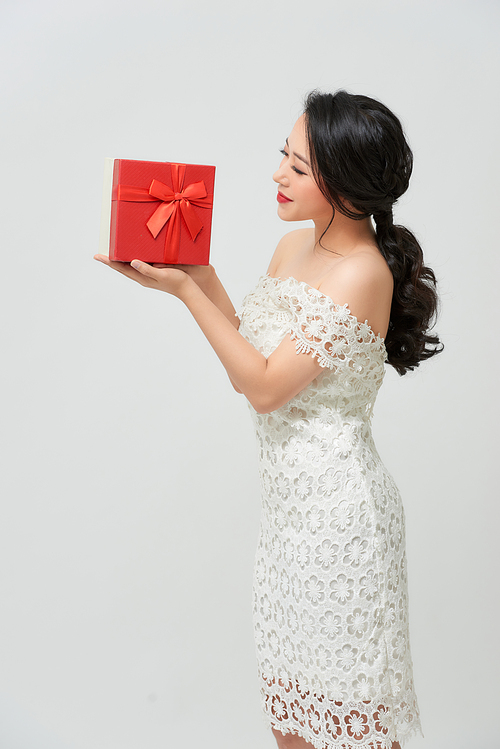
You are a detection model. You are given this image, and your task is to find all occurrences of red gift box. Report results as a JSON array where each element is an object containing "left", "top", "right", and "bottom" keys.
[{"left": 101, "top": 159, "right": 215, "bottom": 265}]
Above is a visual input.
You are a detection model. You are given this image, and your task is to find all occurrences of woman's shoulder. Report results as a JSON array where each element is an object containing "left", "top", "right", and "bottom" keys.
[
  {"left": 321, "top": 246, "right": 392, "bottom": 292},
  {"left": 266, "top": 229, "right": 312, "bottom": 276},
  {"left": 317, "top": 248, "right": 393, "bottom": 338}
]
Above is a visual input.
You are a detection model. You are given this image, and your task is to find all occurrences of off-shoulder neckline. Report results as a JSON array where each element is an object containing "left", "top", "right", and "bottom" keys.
[{"left": 261, "top": 273, "right": 386, "bottom": 344}]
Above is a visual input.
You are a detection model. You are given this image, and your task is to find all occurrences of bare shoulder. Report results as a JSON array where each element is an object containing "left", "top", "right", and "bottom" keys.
[
  {"left": 318, "top": 249, "right": 394, "bottom": 338},
  {"left": 266, "top": 228, "right": 312, "bottom": 276},
  {"left": 321, "top": 248, "right": 393, "bottom": 295}
]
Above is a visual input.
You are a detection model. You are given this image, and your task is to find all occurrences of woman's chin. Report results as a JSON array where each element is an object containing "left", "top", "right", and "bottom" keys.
[{"left": 277, "top": 207, "right": 298, "bottom": 222}]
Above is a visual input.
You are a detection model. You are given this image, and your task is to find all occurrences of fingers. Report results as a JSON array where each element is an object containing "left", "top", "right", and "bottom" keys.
[
  {"left": 130, "top": 260, "right": 161, "bottom": 280},
  {"left": 94, "top": 254, "right": 131, "bottom": 275},
  {"left": 94, "top": 254, "right": 130, "bottom": 274},
  {"left": 93, "top": 254, "right": 157, "bottom": 286},
  {"left": 94, "top": 255, "right": 190, "bottom": 297}
]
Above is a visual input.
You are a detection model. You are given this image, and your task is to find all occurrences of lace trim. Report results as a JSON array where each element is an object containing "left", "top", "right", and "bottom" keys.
[
  {"left": 269, "top": 275, "right": 386, "bottom": 372},
  {"left": 260, "top": 674, "right": 422, "bottom": 749},
  {"left": 239, "top": 275, "right": 387, "bottom": 372},
  {"left": 266, "top": 274, "right": 386, "bottom": 342}
]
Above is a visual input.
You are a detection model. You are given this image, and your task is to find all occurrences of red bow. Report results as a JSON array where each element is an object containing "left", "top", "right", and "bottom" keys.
[{"left": 117, "top": 163, "right": 213, "bottom": 263}]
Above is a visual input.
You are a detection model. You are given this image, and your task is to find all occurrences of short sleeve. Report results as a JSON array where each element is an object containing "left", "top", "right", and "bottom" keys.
[{"left": 284, "top": 285, "right": 385, "bottom": 370}]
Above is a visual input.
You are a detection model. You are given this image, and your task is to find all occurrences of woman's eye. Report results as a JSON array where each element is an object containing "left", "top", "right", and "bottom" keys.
[{"left": 279, "top": 148, "right": 305, "bottom": 175}]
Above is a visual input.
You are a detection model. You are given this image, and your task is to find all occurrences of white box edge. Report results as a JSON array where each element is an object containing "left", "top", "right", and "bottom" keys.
[{"left": 98, "top": 158, "right": 115, "bottom": 256}]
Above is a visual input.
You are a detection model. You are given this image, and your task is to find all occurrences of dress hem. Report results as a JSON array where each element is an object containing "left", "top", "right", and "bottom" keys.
[{"left": 264, "top": 712, "right": 423, "bottom": 749}]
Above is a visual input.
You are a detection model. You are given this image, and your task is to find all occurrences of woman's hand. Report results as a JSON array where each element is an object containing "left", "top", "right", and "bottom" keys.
[
  {"left": 161, "top": 263, "right": 216, "bottom": 291},
  {"left": 94, "top": 254, "right": 193, "bottom": 299}
]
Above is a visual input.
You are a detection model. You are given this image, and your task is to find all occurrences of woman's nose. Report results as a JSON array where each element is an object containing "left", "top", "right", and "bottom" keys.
[{"left": 273, "top": 166, "right": 289, "bottom": 185}]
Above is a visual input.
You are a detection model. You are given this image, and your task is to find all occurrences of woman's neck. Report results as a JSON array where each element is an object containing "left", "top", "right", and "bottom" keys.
[{"left": 313, "top": 210, "right": 376, "bottom": 258}]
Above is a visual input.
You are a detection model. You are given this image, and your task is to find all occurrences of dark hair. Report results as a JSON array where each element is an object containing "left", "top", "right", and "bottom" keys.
[{"left": 303, "top": 89, "right": 443, "bottom": 375}]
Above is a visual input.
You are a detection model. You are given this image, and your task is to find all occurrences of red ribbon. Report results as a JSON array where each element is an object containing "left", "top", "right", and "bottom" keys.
[{"left": 117, "top": 163, "right": 213, "bottom": 263}]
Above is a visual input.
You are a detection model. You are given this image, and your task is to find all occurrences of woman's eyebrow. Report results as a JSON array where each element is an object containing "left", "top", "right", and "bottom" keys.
[{"left": 285, "top": 138, "right": 310, "bottom": 167}]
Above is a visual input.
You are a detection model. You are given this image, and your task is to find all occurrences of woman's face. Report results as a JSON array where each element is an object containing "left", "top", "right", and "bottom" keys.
[{"left": 273, "top": 114, "right": 332, "bottom": 224}]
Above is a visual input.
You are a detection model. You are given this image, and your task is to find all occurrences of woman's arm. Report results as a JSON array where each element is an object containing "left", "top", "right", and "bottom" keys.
[
  {"left": 180, "top": 275, "right": 325, "bottom": 413},
  {"left": 187, "top": 266, "right": 242, "bottom": 391},
  {"left": 94, "top": 255, "right": 323, "bottom": 413},
  {"left": 94, "top": 249, "right": 391, "bottom": 413}
]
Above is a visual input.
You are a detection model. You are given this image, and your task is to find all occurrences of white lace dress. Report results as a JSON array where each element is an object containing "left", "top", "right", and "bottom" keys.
[{"left": 238, "top": 275, "right": 422, "bottom": 749}]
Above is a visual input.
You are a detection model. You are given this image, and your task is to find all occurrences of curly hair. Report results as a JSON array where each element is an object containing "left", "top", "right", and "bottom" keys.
[{"left": 304, "top": 90, "right": 443, "bottom": 375}]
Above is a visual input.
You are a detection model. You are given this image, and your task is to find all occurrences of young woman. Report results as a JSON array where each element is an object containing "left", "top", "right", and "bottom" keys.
[{"left": 95, "top": 90, "right": 442, "bottom": 749}]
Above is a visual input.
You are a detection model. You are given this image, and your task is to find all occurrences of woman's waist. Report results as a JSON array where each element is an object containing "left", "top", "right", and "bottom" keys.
[{"left": 252, "top": 412, "right": 376, "bottom": 456}]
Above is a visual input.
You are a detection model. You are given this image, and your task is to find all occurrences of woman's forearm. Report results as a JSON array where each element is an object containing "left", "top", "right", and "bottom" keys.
[
  {"left": 190, "top": 267, "right": 242, "bottom": 391},
  {"left": 182, "top": 265, "right": 240, "bottom": 329},
  {"left": 181, "top": 278, "right": 269, "bottom": 402},
  {"left": 200, "top": 268, "right": 240, "bottom": 330}
]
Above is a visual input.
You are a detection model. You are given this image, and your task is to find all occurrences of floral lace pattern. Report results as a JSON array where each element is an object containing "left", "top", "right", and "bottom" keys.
[{"left": 238, "top": 276, "right": 422, "bottom": 749}]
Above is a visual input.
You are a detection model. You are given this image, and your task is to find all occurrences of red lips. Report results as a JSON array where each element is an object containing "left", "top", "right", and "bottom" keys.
[{"left": 277, "top": 191, "right": 293, "bottom": 203}]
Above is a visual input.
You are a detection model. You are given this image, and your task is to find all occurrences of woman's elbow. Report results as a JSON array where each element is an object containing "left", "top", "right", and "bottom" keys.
[
  {"left": 229, "top": 378, "right": 243, "bottom": 394},
  {"left": 249, "top": 392, "right": 285, "bottom": 415}
]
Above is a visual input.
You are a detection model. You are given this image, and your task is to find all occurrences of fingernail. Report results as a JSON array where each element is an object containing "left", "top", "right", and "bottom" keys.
[{"left": 131, "top": 260, "right": 141, "bottom": 269}]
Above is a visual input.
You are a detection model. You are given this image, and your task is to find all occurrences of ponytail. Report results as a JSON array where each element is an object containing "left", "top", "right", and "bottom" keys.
[{"left": 373, "top": 209, "right": 443, "bottom": 375}]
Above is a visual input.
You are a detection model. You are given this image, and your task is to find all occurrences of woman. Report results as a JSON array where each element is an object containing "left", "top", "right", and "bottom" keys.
[{"left": 95, "top": 90, "right": 442, "bottom": 749}]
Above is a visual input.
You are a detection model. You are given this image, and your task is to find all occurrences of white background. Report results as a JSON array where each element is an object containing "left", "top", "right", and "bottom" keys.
[{"left": 1, "top": 0, "right": 499, "bottom": 747}]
